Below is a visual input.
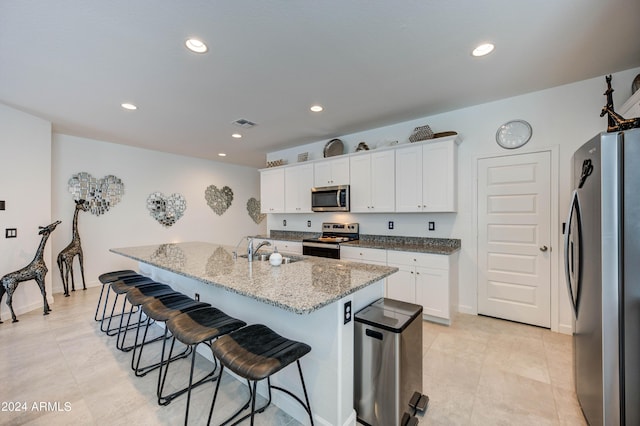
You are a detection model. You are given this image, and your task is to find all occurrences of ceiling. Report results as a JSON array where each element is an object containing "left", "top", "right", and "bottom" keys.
[{"left": 1, "top": 1, "right": 639, "bottom": 168}]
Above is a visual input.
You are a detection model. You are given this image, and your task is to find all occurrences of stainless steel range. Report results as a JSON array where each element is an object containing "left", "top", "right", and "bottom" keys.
[{"left": 302, "top": 222, "right": 359, "bottom": 259}]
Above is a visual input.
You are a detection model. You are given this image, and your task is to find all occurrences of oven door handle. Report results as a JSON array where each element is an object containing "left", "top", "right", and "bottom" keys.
[{"left": 302, "top": 242, "right": 340, "bottom": 250}]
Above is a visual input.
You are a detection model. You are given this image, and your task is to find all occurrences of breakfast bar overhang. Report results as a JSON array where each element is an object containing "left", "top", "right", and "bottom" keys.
[{"left": 111, "top": 242, "right": 397, "bottom": 426}]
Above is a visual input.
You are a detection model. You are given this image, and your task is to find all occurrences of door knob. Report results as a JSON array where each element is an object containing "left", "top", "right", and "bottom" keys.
[{"left": 540, "top": 245, "right": 548, "bottom": 252}]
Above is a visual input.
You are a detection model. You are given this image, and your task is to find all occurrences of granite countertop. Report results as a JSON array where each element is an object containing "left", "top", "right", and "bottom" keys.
[
  {"left": 343, "top": 236, "right": 461, "bottom": 255},
  {"left": 110, "top": 242, "right": 397, "bottom": 315},
  {"left": 259, "top": 230, "right": 461, "bottom": 255}
]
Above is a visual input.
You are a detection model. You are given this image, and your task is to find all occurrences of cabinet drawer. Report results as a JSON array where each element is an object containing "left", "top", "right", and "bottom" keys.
[
  {"left": 387, "top": 250, "right": 450, "bottom": 269},
  {"left": 268, "top": 240, "right": 302, "bottom": 255},
  {"left": 341, "top": 246, "right": 387, "bottom": 263}
]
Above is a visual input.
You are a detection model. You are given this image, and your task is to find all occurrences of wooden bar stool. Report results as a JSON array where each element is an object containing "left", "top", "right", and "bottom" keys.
[
  {"left": 101, "top": 276, "right": 158, "bottom": 335},
  {"left": 207, "top": 324, "right": 313, "bottom": 426},
  {"left": 116, "top": 283, "right": 178, "bottom": 351},
  {"left": 131, "top": 294, "right": 210, "bottom": 376},
  {"left": 158, "top": 307, "right": 246, "bottom": 425},
  {"left": 96, "top": 270, "right": 138, "bottom": 321}
]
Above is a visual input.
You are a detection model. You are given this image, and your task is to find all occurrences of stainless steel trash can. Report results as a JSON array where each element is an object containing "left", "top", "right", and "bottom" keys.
[{"left": 354, "top": 298, "right": 423, "bottom": 426}]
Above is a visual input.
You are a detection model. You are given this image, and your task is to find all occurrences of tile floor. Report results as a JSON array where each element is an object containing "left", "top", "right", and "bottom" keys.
[{"left": 0, "top": 287, "right": 587, "bottom": 425}]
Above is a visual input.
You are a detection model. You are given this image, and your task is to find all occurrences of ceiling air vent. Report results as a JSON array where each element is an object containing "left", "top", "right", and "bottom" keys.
[{"left": 231, "top": 118, "right": 257, "bottom": 128}]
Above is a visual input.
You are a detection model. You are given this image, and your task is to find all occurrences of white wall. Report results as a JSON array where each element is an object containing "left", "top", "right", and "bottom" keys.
[
  {"left": 0, "top": 103, "right": 52, "bottom": 321},
  {"left": 266, "top": 67, "right": 640, "bottom": 333},
  {"left": 51, "top": 134, "right": 266, "bottom": 295}
]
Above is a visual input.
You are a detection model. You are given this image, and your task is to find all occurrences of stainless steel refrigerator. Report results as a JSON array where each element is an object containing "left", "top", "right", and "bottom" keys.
[{"left": 565, "top": 128, "right": 640, "bottom": 426}]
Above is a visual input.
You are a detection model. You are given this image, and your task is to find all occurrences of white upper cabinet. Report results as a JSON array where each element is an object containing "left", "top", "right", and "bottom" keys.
[
  {"left": 422, "top": 140, "right": 457, "bottom": 212},
  {"left": 314, "top": 157, "right": 350, "bottom": 187},
  {"left": 349, "top": 150, "right": 395, "bottom": 212},
  {"left": 284, "top": 163, "right": 314, "bottom": 213},
  {"left": 260, "top": 134, "right": 460, "bottom": 214},
  {"left": 260, "top": 168, "right": 285, "bottom": 213},
  {"left": 395, "top": 144, "right": 423, "bottom": 212},
  {"left": 395, "top": 138, "right": 458, "bottom": 212}
]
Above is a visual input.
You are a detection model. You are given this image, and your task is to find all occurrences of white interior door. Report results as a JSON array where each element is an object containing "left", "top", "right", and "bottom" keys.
[{"left": 477, "top": 151, "right": 551, "bottom": 327}]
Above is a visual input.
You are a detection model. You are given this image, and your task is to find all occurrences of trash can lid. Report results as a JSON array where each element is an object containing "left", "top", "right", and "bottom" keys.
[
  {"left": 371, "top": 298, "right": 423, "bottom": 319},
  {"left": 355, "top": 298, "right": 423, "bottom": 333}
]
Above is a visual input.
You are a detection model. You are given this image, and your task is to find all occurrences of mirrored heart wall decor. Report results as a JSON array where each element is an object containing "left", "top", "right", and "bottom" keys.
[
  {"left": 205, "top": 185, "right": 234, "bottom": 216},
  {"left": 68, "top": 172, "right": 125, "bottom": 216},
  {"left": 146, "top": 192, "right": 186, "bottom": 227},
  {"left": 246, "top": 198, "right": 265, "bottom": 224}
]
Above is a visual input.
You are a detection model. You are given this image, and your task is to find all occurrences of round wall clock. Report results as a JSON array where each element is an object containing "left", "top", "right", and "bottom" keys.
[{"left": 496, "top": 120, "right": 532, "bottom": 149}]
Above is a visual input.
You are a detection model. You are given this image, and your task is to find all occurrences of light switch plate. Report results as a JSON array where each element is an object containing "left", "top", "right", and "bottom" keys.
[
  {"left": 428, "top": 222, "right": 435, "bottom": 231},
  {"left": 6, "top": 228, "right": 17, "bottom": 238}
]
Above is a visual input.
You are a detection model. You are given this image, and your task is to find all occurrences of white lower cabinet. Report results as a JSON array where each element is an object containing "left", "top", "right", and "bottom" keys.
[
  {"left": 385, "top": 265, "right": 415, "bottom": 304},
  {"left": 267, "top": 240, "right": 302, "bottom": 255},
  {"left": 340, "top": 246, "right": 387, "bottom": 265},
  {"left": 342, "top": 246, "right": 458, "bottom": 324},
  {"left": 387, "top": 250, "right": 458, "bottom": 324}
]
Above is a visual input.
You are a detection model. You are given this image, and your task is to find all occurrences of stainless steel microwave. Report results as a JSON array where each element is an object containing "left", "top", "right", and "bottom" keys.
[{"left": 311, "top": 185, "right": 350, "bottom": 212}]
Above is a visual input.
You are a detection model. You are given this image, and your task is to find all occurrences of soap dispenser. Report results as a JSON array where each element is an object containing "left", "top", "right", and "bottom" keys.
[{"left": 269, "top": 246, "right": 283, "bottom": 266}]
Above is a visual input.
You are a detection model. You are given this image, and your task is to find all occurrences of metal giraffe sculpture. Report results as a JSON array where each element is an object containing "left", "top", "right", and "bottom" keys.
[
  {"left": 600, "top": 75, "right": 640, "bottom": 132},
  {"left": 0, "top": 220, "right": 61, "bottom": 323},
  {"left": 57, "top": 199, "right": 89, "bottom": 296}
]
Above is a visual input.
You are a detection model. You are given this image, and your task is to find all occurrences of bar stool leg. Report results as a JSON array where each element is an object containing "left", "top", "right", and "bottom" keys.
[{"left": 207, "top": 366, "right": 254, "bottom": 426}]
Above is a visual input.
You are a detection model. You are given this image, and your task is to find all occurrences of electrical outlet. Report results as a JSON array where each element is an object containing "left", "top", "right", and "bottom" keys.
[
  {"left": 5, "top": 228, "right": 17, "bottom": 238},
  {"left": 428, "top": 222, "right": 435, "bottom": 231},
  {"left": 344, "top": 301, "right": 352, "bottom": 324},
  {"left": 283, "top": 219, "right": 287, "bottom": 227},
  {"left": 195, "top": 293, "right": 200, "bottom": 301},
  {"left": 307, "top": 220, "right": 311, "bottom": 228},
  {"left": 388, "top": 221, "right": 394, "bottom": 230}
]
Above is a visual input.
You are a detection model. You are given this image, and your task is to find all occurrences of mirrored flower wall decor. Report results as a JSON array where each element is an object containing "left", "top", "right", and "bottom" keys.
[
  {"left": 146, "top": 192, "right": 186, "bottom": 227},
  {"left": 246, "top": 198, "right": 265, "bottom": 224},
  {"left": 67, "top": 172, "right": 124, "bottom": 216},
  {"left": 205, "top": 184, "right": 234, "bottom": 216}
]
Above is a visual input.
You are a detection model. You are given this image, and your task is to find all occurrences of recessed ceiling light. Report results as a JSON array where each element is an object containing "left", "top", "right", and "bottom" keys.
[
  {"left": 310, "top": 105, "right": 324, "bottom": 112},
  {"left": 232, "top": 133, "right": 242, "bottom": 139},
  {"left": 472, "top": 43, "right": 495, "bottom": 57},
  {"left": 121, "top": 103, "right": 137, "bottom": 110},
  {"left": 218, "top": 153, "right": 227, "bottom": 157},
  {"left": 185, "top": 38, "right": 208, "bottom": 53}
]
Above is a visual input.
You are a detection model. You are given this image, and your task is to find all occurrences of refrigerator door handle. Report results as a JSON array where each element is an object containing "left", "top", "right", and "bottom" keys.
[{"left": 564, "top": 190, "right": 583, "bottom": 318}]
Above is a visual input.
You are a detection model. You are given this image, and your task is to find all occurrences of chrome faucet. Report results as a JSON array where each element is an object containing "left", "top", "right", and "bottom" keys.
[{"left": 247, "top": 238, "right": 271, "bottom": 262}]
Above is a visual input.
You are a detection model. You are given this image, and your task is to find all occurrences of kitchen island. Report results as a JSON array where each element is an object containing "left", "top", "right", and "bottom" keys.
[{"left": 111, "top": 241, "right": 397, "bottom": 426}]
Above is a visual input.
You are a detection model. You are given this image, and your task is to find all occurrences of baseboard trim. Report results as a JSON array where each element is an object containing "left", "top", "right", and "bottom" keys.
[{"left": 457, "top": 304, "right": 475, "bottom": 315}]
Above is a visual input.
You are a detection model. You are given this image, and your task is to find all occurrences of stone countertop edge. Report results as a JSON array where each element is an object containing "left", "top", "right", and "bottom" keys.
[{"left": 109, "top": 243, "right": 397, "bottom": 315}]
